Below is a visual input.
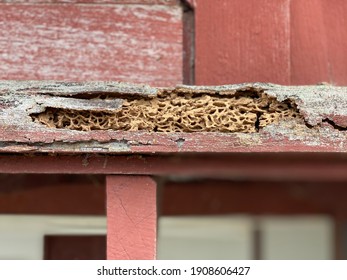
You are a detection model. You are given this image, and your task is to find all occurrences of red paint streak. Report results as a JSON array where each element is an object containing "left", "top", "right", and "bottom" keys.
[
  {"left": 194, "top": 0, "right": 290, "bottom": 85},
  {"left": 0, "top": 4, "right": 183, "bottom": 86},
  {"left": 106, "top": 175, "right": 157, "bottom": 260}
]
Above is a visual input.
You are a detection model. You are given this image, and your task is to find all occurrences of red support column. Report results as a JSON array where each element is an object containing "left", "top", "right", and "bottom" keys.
[{"left": 106, "top": 175, "right": 157, "bottom": 260}]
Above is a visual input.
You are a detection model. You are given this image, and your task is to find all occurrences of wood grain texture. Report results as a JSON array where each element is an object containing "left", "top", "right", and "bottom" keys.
[
  {"left": 291, "top": 0, "right": 347, "bottom": 85},
  {"left": 0, "top": 4, "right": 182, "bottom": 86},
  {"left": 106, "top": 175, "right": 156, "bottom": 260},
  {"left": 194, "top": 0, "right": 291, "bottom": 85},
  {"left": 1, "top": 81, "right": 347, "bottom": 154}
]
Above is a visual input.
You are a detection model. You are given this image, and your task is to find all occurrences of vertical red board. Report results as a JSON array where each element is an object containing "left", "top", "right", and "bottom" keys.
[
  {"left": 290, "top": 0, "right": 330, "bottom": 85},
  {"left": 291, "top": 0, "right": 347, "bottom": 85},
  {"left": 194, "top": 0, "right": 290, "bottom": 85},
  {"left": 106, "top": 175, "right": 157, "bottom": 260},
  {"left": 0, "top": 4, "right": 183, "bottom": 86}
]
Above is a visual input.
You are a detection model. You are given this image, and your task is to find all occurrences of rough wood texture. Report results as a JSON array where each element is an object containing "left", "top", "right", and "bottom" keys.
[
  {"left": 106, "top": 175, "right": 156, "bottom": 260},
  {"left": 1, "top": 81, "right": 347, "bottom": 153},
  {"left": 0, "top": 4, "right": 182, "bottom": 86}
]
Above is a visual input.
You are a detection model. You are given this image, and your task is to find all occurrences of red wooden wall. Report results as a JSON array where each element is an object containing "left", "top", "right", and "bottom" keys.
[
  {"left": 2, "top": 0, "right": 346, "bottom": 86},
  {"left": 194, "top": 0, "right": 347, "bottom": 86},
  {"left": 0, "top": 1, "right": 184, "bottom": 86}
]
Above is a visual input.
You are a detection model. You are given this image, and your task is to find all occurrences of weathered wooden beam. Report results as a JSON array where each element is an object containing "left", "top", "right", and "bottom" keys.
[{"left": 1, "top": 81, "right": 347, "bottom": 154}]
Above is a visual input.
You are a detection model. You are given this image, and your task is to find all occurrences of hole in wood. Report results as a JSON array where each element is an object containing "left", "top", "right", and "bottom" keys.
[{"left": 30, "top": 90, "right": 302, "bottom": 133}]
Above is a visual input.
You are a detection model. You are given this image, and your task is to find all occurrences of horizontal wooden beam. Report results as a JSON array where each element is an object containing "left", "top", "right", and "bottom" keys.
[
  {"left": 2, "top": 175, "right": 347, "bottom": 217},
  {"left": 1, "top": 154, "right": 347, "bottom": 181},
  {"left": 0, "top": 175, "right": 105, "bottom": 215},
  {"left": 162, "top": 180, "right": 347, "bottom": 216},
  {"left": 1, "top": 82, "right": 347, "bottom": 154}
]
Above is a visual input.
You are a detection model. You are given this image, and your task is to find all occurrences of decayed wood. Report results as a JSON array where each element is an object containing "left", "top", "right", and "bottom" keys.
[
  {"left": 0, "top": 3, "right": 182, "bottom": 86},
  {"left": 0, "top": 81, "right": 347, "bottom": 153}
]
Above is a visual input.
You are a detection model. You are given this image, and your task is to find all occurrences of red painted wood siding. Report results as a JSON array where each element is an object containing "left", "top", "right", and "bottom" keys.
[
  {"left": 0, "top": 3, "right": 183, "bottom": 86},
  {"left": 194, "top": 0, "right": 290, "bottom": 85},
  {"left": 194, "top": 0, "right": 347, "bottom": 85},
  {"left": 291, "top": 0, "right": 347, "bottom": 85}
]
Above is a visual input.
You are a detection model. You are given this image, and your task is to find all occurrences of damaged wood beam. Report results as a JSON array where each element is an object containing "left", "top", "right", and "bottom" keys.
[{"left": 1, "top": 81, "right": 347, "bottom": 154}]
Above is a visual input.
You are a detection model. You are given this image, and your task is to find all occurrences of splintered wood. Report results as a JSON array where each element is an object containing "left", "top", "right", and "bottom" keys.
[{"left": 0, "top": 81, "right": 347, "bottom": 153}]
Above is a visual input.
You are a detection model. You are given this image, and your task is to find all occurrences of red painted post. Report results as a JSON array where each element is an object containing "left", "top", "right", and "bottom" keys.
[{"left": 106, "top": 175, "right": 157, "bottom": 260}]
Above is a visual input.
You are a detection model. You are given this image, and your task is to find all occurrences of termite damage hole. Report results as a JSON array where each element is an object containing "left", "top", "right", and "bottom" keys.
[{"left": 31, "top": 90, "right": 302, "bottom": 133}]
